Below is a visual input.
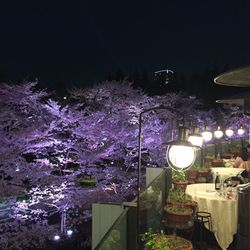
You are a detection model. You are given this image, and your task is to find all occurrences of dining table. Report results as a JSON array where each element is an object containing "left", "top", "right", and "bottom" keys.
[{"left": 186, "top": 183, "right": 237, "bottom": 250}]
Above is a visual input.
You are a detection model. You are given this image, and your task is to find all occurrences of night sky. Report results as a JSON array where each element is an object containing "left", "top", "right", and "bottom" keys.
[{"left": 1, "top": 0, "right": 250, "bottom": 88}]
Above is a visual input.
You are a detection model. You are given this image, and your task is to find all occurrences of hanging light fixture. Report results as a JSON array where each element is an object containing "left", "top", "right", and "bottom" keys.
[
  {"left": 202, "top": 124, "right": 213, "bottom": 142},
  {"left": 188, "top": 125, "right": 203, "bottom": 147},
  {"left": 166, "top": 126, "right": 198, "bottom": 171},
  {"left": 225, "top": 127, "right": 234, "bottom": 138},
  {"left": 237, "top": 125, "right": 245, "bottom": 136},
  {"left": 214, "top": 125, "right": 224, "bottom": 139}
]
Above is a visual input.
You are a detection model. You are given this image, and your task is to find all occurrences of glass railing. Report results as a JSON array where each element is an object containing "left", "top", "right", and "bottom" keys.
[
  {"left": 138, "top": 168, "right": 171, "bottom": 234},
  {"left": 96, "top": 208, "right": 129, "bottom": 250},
  {"left": 94, "top": 167, "right": 170, "bottom": 250}
]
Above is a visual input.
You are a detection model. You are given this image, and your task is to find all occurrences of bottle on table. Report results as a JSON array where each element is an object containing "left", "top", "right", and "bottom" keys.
[{"left": 215, "top": 172, "right": 221, "bottom": 190}]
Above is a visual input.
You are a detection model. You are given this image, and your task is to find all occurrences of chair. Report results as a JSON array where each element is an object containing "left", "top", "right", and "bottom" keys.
[
  {"left": 224, "top": 176, "right": 244, "bottom": 187},
  {"left": 195, "top": 211, "right": 212, "bottom": 242}
]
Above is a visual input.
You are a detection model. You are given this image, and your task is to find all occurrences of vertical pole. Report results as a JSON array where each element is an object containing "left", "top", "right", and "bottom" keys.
[
  {"left": 61, "top": 209, "right": 66, "bottom": 234},
  {"left": 214, "top": 141, "right": 218, "bottom": 159},
  {"left": 136, "top": 106, "right": 182, "bottom": 248},
  {"left": 200, "top": 148, "right": 204, "bottom": 167},
  {"left": 204, "top": 142, "right": 207, "bottom": 167},
  {"left": 137, "top": 113, "right": 143, "bottom": 248}
]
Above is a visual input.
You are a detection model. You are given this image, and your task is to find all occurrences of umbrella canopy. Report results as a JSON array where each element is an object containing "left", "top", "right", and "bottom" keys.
[
  {"left": 215, "top": 98, "right": 244, "bottom": 105},
  {"left": 214, "top": 66, "right": 250, "bottom": 87}
]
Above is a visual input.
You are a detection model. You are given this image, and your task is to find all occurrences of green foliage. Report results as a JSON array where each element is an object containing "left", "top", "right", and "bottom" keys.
[
  {"left": 141, "top": 231, "right": 192, "bottom": 250},
  {"left": 172, "top": 170, "right": 186, "bottom": 182},
  {"left": 16, "top": 194, "right": 30, "bottom": 202},
  {"left": 166, "top": 206, "right": 193, "bottom": 215},
  {"left": 78, "top": 179, "right": 97, "bottom": 188},
  {"left": 168, "top": 188, "right": 187, "bottom": 203}
]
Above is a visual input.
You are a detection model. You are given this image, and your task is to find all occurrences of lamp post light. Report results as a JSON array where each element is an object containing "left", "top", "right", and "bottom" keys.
[
  {"left": 238, "top": 125, "right": 245, "bottom": 148},
  {"left": 225, "top": 127, "right": 234, "bottom": 153},
  {"left": 188, "top": 126, "right": 203, "bottom": 167},
  {"left": 214, "top": 125, "right": 223, "bottom": 159},
  {"left": 237, "top": 125, "right": 245, "bottom": 136},
  {"left": 201, "top": 124, "right": 213, "bottom": 166},
  {"left": 225, "top": 128, "right": 234, "bottom": 138},
  {"left": 166, "top": 126, "right": 198, "bottom": 171},
  {"left": 188, "top": 126, "right": 203, "bottom": 148},
  {"left": 202, "top": 127, "right": 213, "bottom": 143},
  {"left": 214, "top": 126, "right": 223, "bottom": 140},
  {"left": 137, "top": 106, "right": 197, "bottom": 246}
]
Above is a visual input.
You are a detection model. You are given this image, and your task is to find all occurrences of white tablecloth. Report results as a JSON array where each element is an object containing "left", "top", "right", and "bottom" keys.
[
  {"left": 186, "top": 183, "right": 237, "bottom": 250},
  {"left": 211, "top": 167, "right": 243, "bottom": 182}
]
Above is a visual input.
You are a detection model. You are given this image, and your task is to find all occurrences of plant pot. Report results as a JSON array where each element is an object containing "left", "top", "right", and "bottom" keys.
[
  {"left": 145, "top": 234, "right": 193, "bottom": 250},
  {"left": 166, "top": 200, "right": 197, "bottom": 212},
  {"left": 198, "top": 168, "right": 211, "bottom": 177},
  {"left": 211, "top": 159, "right": 224, "bottom": 167},
  {"left": 221, "top": 153, "right": 232, "bottom": 159},
  {"left": 186, "top": 169, "right": 198, "bottom": 179},
  {"left": 196, "top": 176, "right": 207, "bottom": 183},
  {"left": 164, "top": 205, "right": 193, "bottom": 223},
  {"left": 173, "top": 181, "right": 188, "bottom": 191}
]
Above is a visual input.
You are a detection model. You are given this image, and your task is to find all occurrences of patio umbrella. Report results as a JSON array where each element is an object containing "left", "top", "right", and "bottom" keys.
[{"left": 214, "top": 66, "right": 250, "bottom": 87}]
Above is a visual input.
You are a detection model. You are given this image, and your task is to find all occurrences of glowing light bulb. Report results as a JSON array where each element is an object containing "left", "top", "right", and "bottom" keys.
[
  {"left": 202, "top": 131, "right": 213, "bottom": 142},
  {"left": 167, "top": 145, "right": 196, "bottom": 171},
  {"left": 67, "top": 229, "right": 73, "bottom": 236},
  {"left": 237, "top": 127, "right": 245, "bottom": 136},
  {"left": 225, "top": 129, "right": 234, "bottom": 138},
  {"left": 188, "top": 135, "right": 203, "bottom": 147},
  {"left": 214, "top": 126, "right": 223, "bottom": 139},
  {"left": 54, "top": 235, "right": 60, "bottom": 241}
]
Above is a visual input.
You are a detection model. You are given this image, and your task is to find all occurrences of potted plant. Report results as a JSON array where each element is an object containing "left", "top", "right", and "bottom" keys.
[
  {"left": 142, "top": 231, "right": 192, "bottom": 250},
  {"left": 196, "top": 165, "right": 212, "bottom": 183},
  {"left": 167, "top": 189, "right": 196, "bottom": 207},
  {"left": 186, "top": 165, "right": 199, "bottom": 184},
  {"left": 164, "top": 205, "right": 193, "bottom": 223},
  {"left": 172, "top": 170, "right": 188, "bottom": 191},
  {"left": 164, "top": 189, "right": 197, "bottom": 223}
]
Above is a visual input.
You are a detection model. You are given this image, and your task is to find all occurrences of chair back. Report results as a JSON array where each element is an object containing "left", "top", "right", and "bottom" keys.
[{"left": 224, "top": 176, "right": 244, "bottom": 187}]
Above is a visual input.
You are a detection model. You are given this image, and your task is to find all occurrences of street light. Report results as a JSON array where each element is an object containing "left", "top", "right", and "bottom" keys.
[
  {"left": 166, "top": 126, "right": 197, "bottom": 171},
  {"left": 202, "top": 125, "right": 213, "bottom": 142},
  {"left": 225, "top": 128, "right": 234, "bottom": 138},
  {"left": 238, "top": 125, "right": 245, "bottom": 147},
  {"left": 225, "top": 127, "right": 234, "bottom": 153},
  {"left": 238, "top": 125, "right": 245, "bottom": 136},
  {"left": 137, "top": 106, "right": 197, "bottom": 246},
  {"left": 201, "top": 124, "right": 213, "bottom": 166},
  {"left": 214, "top": 125, "right": 223, "bottom": 159},
  {"left": 214, "top": 125, "right": 223, "bottom": 139},
  {"left": 188, "top": 126, "right": 203, "bottom": 147}
]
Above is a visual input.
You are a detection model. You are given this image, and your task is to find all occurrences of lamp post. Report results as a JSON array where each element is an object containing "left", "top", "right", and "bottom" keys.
[
  {"left": 188, "top": 125, "right": 203, "bottom": 167},
  {"left": 238, "top": 125, "right": 245, "bottom": 148},
  {"left": 214, "top": 125, "right": 224, "bottom": 159},
  {"left": 188, "top": 126, "right": 203, "bottom": 148},
  {"left": 137, "top": 106, "right": 197, "bottom": 246},
  {"left": 225, "top": 127, "right": 234, "bottom": 153},
  {"left": 201, "top": 124, "right": 213, "bottom": 166}
]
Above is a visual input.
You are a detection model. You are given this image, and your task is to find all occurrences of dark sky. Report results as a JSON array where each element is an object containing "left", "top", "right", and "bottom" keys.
[{"left": 1, "top": 0, "right": 250, "bottom": 87}]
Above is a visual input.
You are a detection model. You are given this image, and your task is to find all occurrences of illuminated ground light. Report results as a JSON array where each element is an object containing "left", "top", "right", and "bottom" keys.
[
  {"left": 54, "top": 235, "right": 61, "bottom": 241},
  {"left": 67, "top": 229, "right": 73, "bottom": 236}
]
